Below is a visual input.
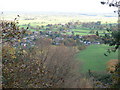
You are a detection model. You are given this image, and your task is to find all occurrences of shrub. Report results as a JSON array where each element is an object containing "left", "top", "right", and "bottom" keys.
[{"left": 106, "top": 59, "right": 118, "bottom": 73}]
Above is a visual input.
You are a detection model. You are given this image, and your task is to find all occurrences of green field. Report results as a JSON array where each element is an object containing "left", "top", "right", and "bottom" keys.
[
  {"left": 19, "top": 24, "right": 108, "bottom": 36},
  {"left": 76, "top": 44, "right": 118, "bottom": 73}
]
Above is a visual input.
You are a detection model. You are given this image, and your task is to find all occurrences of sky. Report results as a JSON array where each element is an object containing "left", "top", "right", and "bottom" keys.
[{"left": 0, "top": 0, "right": 117, "bottom": 13}]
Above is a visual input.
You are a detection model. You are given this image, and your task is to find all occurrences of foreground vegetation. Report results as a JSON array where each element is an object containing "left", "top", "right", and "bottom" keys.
[{"left": 1, "top": 20, "right": 93, "bottom": 88}]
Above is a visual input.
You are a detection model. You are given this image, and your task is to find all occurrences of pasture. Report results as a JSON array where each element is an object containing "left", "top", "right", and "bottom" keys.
[
  {"left": 76, "top": 44, "right": 118, "bottom": 73},
  {"left": 19, "top": 23, "right": 110, "bottom": 36}
]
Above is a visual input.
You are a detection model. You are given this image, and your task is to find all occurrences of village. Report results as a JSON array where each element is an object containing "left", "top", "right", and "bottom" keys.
[
  {"left": 14, "top": 27, "right": 103, "bottom": 50},
  {"left": 12, "top": 21, "right": 116, "bottom": 49}
]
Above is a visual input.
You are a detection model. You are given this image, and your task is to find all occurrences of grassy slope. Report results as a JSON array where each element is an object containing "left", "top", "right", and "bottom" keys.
[{"left": 76, "top": 44, "right": 118, "bottom": 73}]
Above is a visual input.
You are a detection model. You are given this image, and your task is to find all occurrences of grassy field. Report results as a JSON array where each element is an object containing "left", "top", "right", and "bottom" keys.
[
  {"left": 76, "top": 44, "right": 118, "bottom": 73},
  {"left": 19, "top": 24, "right": 108, "bottom": 36},
  {"left": 71, "top": 29, "right": 107, "bottom": 36}
]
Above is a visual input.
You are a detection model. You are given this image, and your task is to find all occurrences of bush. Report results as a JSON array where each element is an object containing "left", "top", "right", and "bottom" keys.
[{"left": 106, "top": 59, "right": 118, "bottom": 73}]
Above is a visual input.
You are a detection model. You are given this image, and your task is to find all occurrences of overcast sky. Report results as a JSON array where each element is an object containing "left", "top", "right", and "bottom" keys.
[{"left": 0, "top": 0, "right": 117, "bottom": 13}]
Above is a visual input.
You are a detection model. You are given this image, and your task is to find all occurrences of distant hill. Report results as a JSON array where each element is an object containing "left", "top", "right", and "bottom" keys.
[
  {"left": 0, "top": 11, "right": 117, "bottom": 17},
  {"left": 79, "top": 13, "right": 117, "bottom": 17}
]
